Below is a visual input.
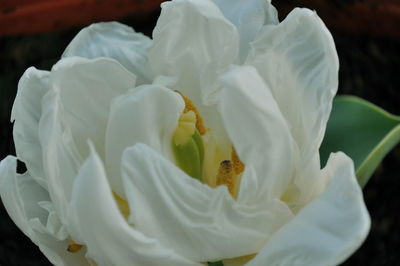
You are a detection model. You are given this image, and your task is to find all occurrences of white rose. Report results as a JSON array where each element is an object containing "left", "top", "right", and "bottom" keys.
[{"left": 0, "top": 0, "right": 370, "bottom": 265}]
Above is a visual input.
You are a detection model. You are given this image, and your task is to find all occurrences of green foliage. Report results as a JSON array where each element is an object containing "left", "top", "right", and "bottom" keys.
[{"left": 320, "top": 95, "right": 400, "bottom": 187}]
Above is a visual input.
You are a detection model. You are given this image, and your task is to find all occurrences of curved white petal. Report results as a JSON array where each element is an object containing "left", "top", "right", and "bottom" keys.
[
  {"left": 247, "top": 153, "right": 370, "bottom": 266},
  {"left": 212, "top": 0, "right": 278, "bottom": 61},
  {"left": 121, "top": 144, "right": 293, "bottom": 262},
  {"left": 105, "top": 84, "right": 184, "bottom": 197},
  {"left": 49, "top": 57, "right": 137, "bottom": 159},
  {"left": 219, "top": 65, "right": 296, "bottom": 202},
  {"left": 149, "top": 0, "right": 239, "bottom": 105},
  {"left": 0, "top": 156, "right": 88, "bottom": 266},
  {"left": 246, "top": 8, "right": 339, "bottom": 168},
  {"left": 63, "top": 22, "right": 153, "bottom": 85},
  {"left": 68, "top": 146, "right": 200, "bottom": 266},
  {"left": 38, "top": 57, "right": 136, "bottom": 223},
  {"left": 39, "top": 88, "right": 83, "bottom": 223},
  {"left": 11, "top": 67, "right": 49, "bottom": 189}
]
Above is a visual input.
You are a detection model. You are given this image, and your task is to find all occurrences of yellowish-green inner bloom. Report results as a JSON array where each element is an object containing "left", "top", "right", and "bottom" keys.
[
  {"left": 172, "top": 110, "right": 205, "bottom": 180},
  {"left": 172, "top": 92, "right": 245, "bottom": 198}
]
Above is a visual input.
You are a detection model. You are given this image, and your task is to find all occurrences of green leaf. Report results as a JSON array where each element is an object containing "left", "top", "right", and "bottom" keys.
[{"left": 320, "top": 95, "right": 400, "bottom": 187}]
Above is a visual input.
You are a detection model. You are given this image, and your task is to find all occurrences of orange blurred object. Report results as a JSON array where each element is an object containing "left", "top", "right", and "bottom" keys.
[
  {"left": 0, "top": 0, "right": 164, "bottom": 36},
  {"left": 1, "top": 0, "right": 400, "bottom": 38}
]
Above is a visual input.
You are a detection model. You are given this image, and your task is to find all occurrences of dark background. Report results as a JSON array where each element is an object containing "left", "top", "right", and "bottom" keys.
[{"left": 1, "top": 2, "right": 400, "bottom": 266}]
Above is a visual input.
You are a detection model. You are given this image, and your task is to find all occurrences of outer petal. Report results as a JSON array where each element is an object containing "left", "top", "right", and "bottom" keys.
[
  {"left": 149, "top": 0, "right": 239, "bottom": 105},
  {"left": 212, "top": 0, "right": 278, "bottom": 61},
  {"left": 246, "top": 8, "right": 339, "bottom": 167},
  {"left": 49, "top": 57, "right": 137, "bottom": 159},
  {"left": 219, "top": 65, "right": 296, "bottom": 202},
  {"left": 39, "top": 88, "right": 83, "bottom": 223},
  {"left": 68, "top": 146, "right": 200, "bottom": 266},
  {"left": 105, "top": 84, "right": 184, "bottom": 197},
  {"left": 247, "top": 153, "right": 370, "bottom": 266},
  {"left": 0, "top": 156, "right": 88, "bottom": 266},
  {"left": 11, "top": 67, "right": 49, "bottom": 189},
  {"left": 121, "top": 144, "right": 293, "bottom": 262},
  {"left": 63, "top": 22, "right": 153, "bottom": 85},
  {"left": 39, "top": 57, "right": 136, "bottom": 221}
]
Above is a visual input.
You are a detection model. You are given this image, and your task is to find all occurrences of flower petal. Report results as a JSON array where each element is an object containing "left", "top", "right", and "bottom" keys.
[
  {"left": 212, "top": 0, "right": 278, "bottom": 61},
  {"left": 0, "top": 156, "right": 88, "bottom": 266},
  {"left": 218, "top": 65, "right": 295, "bottom": 202},
  {"left": 38, "top": 57, "right": 136, "bottom": 222},
  {"left": 121, "top": 144, "right": 293, "bottom": 262},
  {"left": 63, "top": 22, "right": 153, "bottom": 85},
  {"left": 68, "top": 145, "right": 200, "bottom": 266},
  {"left": 11, "top": 67, "right": 49, "bottom": 189},
  {"left": 247, "top": 152, "right": 370, "bottom": 266},
  {"left": 246, "top": 8, "right": 339, "bottom": 167},
  {"left": 149, "top": 0, "right": 239, "bottom": 105},
  {"left": 105, "top": 84, "right": 184, "bottom": 197},
  {"left": 39, "top": 88, "right": 83, "bottom": 223},
  {"left": 49, "top": 57, "right": 137, "bottom": 159}
]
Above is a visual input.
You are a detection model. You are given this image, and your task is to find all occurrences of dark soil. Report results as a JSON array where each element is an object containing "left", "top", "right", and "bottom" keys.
[{"left": 1, "top": 9, "right": 399, "bottom": 266}]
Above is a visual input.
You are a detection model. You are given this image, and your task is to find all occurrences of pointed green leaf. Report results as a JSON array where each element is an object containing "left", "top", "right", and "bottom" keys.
[{"left": 320, "top": 95, "right": 400, "bottom": 187}]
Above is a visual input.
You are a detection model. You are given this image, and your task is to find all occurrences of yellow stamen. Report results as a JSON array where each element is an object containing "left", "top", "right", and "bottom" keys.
[
  {"left": 173, "top": 111, "right": 197, "bottom": 146},
  {"left": 231, "top": 147, "right": 245, "bottom": 174},
  {"left": 113, "top": 192, "right": 130, "bottom": 219},
  {"left": 67, "top": 240, "right": 83, "bottom": 253},
  {"left": 216, "top": 160, "right": 236, "bottom": 196},
  {"left": 176, "top": 91, "right": 207, "bottom": 135}
]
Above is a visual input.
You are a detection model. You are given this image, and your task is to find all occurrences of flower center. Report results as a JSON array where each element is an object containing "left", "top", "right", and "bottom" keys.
[
  {"left": 172, "top": 92, "right": 245, "bottom": 197},
  {"left": 172, "top": 110, "right": 204, "bottom": 180}
]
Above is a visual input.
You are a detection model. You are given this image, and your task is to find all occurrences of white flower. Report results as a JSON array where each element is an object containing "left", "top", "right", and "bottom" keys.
[{"left": 0, "top": 0, "right": 370, "bottom": 265}]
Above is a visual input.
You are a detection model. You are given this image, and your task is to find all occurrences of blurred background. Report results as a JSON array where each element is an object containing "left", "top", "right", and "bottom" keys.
[{"left": 1, "top": 0, "right": 399, "bottom": 265}]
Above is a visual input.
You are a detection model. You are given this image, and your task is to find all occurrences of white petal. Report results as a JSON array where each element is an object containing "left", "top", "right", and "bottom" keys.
[
  {"left": 246, "top": 8, "right": 339, "bottom": 167},
  {"left": 105, "top": 84, "right": 184, "bottom": 197},
  {"left": 69, "top": 146, "right": 200, "bottom": 266},
  {"left": 219, "top": 65, "right": 296, "bottom": 202},
  {"left": 39, "top": 88, "right": 83, "bottom": 223},
  {"left": 247, "top": 153, "right": 370, "bottom": 266},
  {"left": 121, "top": 144, "right": 293, "bottom": 262},
  {"left": 11, "top": 67, "right": 49, "bottom": 189},
  {"left": 39, "top": 57, "right": 135, "bottom": 226},
  {"left": 63, "top": 22, "right": 153, "bottom": 85},
  {"left": 49, "top": 57, "right": 137, "bottom": 160},
  {"left": 0, "top": 156, "right": 88, "bottom": 266},
  {"left": 149, "top": 0, "right": 239, "bottom": 105},
  {"left": 212, "top": 0, "right": 278, "bottom": 61}
]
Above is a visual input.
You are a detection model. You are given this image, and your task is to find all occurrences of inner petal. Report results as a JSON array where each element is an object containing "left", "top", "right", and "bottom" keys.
[
  {"left": 104, "top": 84, "right": 184, "bottom": 197},
  {"left": 122, "top": 144, "right": 293, "bottom": 262}
]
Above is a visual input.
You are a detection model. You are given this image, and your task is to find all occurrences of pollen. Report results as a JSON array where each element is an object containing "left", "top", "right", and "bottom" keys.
[
  {"left": 216, "top": 160, "right": 236, "bottom": 196},
  {"left": 113, "top": 192, "right": 130, "bottom": 219},
  {"left": 231, "top": 147, "right": 245, "bottom": 174},
  {"left": 67, "top": 240, "right": 83, "bottom": 253},
  {"left": 176, "top": 91, "right": 207, "bottom": 135}
]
